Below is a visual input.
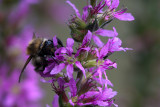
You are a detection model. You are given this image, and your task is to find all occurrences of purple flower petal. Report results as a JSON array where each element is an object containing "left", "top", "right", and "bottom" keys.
[
  {"left": 82, "top": 30, "right": 92, "bottom": 46},
  {"left": 113, "top": 27, "right": 118, "bottom": 36},
  {"left": 66, "top": 1, "right": 81, "bottom": 18},
  {"left": 66, "top": 38, "right": 74, "bottom": 56},
  {"left": 97, "top": 68, "right": 102, "bottom": 84},
  {"left": 67, "top": 38, "right": 74, "bottom": 48},
  {"left": 111, "top": 0, "right": 119, "bottom": 9},
  {"left": 75, "top": 61, "right": 86, "bottom": 78},
  {"left": 104, "top": 59, "right": 117, "bottom": 68},
  {"left": 57, "top": 77, "right": 65, "bottom": 89},
  {"left": 40, "top": 78, "right": 54, "bottom": 83},
  {"left": 94, "top": 0, "right": 106, "bottom": 14},
  {"left": 66, "top": 64, "right": 74, "bottom": 79},
  {"left": 104, "top": 71, "right": 113, "bottom": 87},
  {"left": 46, "top": 104, "right": 50, "bottom": 107},
  {"left": 114, "top": 13, "right": 134, "bottom": 21},
  {"left": 99, "top": 43, "right": 109, "bottom": 59},
  {"left": 96, "top": 101, "right": 109, "bottom": 106},
  {"left": 52, "top": 94, "right": 59, "bottom": 107},
  {"left": 102, "top": 88, "right": 117, "bottom": 99},
  {"left": 79, "top": 91, "right": 98, "bottom": 99},
  {"left": 92, "top": 35, "right": 104, "bottom": 48},
  {"left": 113, "top": 103, "right": 118, "bottom": 107},
  {"left": 105, "top": 0, "right": 111, "bottom": 6},
  {"left": 95, "top": 48, "right": 100, "bottom": 58},
  {"left": 69, "top": 99, "right": 75, "bottom": 106},
  {"left": 66, "top": 47, "right": 73, "bottom": 56},
  {"left": 75, "top": 47, "right": 90, "bottom": 57},
  {"left": 82, "top": 5, "right": 92, "bottom": 21},
  {"left": 95, "top": 27, "right": 118, "bottom": 37},
  {"left": 43, "top": 63, "right": 56, "bottom": 74},
  {"left": 50, "top": 63, "right": 65, "bottom": 74},
  {"left": 109, "top": 37, "right": 122, "bottom": 52},
  {"left": 69, "top": 78, "right": 77, "bottom": 97},
  {"left": 82, "top": 47, "right": 90, "bottom": 51},
  {"left": 53, "top": 35, "right": 58, "bottom": 46}
]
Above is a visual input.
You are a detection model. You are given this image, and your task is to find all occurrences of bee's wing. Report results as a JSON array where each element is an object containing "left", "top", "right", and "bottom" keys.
[{"left": 18, "top": 56, "right": 33, "bottom": 83}]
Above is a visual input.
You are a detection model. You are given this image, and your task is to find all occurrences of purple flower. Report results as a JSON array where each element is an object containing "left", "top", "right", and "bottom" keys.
[
  {"left": 104, "top": 0, "right": 134, "bottom": 21},
  {"left": 67, "top": 0, "right": 134, "bottom": 22},
  {"left": 95, "top": 37, "right": 131, "bottom": 60},
  {"left": 50, "top": 38, "right": 74, "bottom": 78},
  {"left": 43, "top": 37, "right": 75, "bottom": 78},
  {"left": 50, "top": 63, "right": 66, "bottom": 75},
  {"left": 93, "top": 36, "right": 132, "bottom": 86},
  {"left": 93, "top": 27, "right": 118, "bottom": 47},
  {"left": 75, "top": 30, "right": 92, "bottom": 57},
  {"left": 75, "top": 28, "right": 118, "bottom": 54},
  {"left": 107, "top": 37, "right": 132, "bottom": 52},
  {"left": 66, "top": 0, "right": 92, "bottom": 22},
  {"left": 91, "top": 0, "right": 106, "bottom": 15},
  {"left": 68, "top": 78, "right": 77, "bottom": 97},
  {"left": 67, "top": 78, "right": 117, "bottom": 106},
  {"left": 0, "top": 66, "right": 43, "bottom": 107},
  {"left": 51, "top": 38, "right": 86, "bottom": 78},
  {"left": 2, "top": 25, "right": 43, "bottom": 106},
  {"left": 3, "top": 0, "right": 134, "bottom": 107},
  {"left": 92, "top": 59, "right": 117, "bottom": 87},
  {"left": 66, "top": 1, "right": 81, "bottom": 18},
  {"left": 52, "top": 94, "right": 59, "bottom": 107}
]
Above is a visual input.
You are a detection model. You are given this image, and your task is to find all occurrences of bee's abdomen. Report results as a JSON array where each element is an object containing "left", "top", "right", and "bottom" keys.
[{"left": 32, "top": 56, "right": 47, "bottom": 72}]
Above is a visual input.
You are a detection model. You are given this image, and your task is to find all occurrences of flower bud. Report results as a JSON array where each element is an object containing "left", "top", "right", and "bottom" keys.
[
  {"left": 90, "top": 0, "right": 97, "bottom": 7},
  {"left": 69, "top": 24, "right": 87, "bottom": 42},
  {"left": 84, "top": 59, "right": 97, "bottom": 68},
  {"left": 86, "top": 18, "right": 99, "bottom": 32},
  {"left": 73, "top": 17, "right": 87, "bottom": 30}
]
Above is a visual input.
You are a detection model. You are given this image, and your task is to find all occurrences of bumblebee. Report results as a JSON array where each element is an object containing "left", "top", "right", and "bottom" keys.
[{"left": 19, "top": 34, "right": 63, "bottom": 82}]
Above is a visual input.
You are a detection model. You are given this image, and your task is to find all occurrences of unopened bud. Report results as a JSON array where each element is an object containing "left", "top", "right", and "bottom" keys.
[
  {"left": 74, "top": 17, "right": 87, "bottom": 30},
  {"left": 90, "top": 0, "right": 97, "bottom": 7},
  {"left": 84, "top": 59, "right": 97, "bottom": 68},
  {"left": 69, "top": 24, "right": 87, "bottom": 42}
]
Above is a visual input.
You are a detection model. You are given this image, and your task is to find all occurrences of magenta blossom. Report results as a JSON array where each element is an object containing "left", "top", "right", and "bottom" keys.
[
  {"left": 50, "top": 37, "right": 86, "bottom": 78},
  {"left": 75, "top": 28, "right": 118, "bottom": 57},
  {"left": 0, "top": 66, "right": 43, "bottom": 107},
  {"left": 93, "top": 27, "right": 118, "bottom": 47},
  {"left": 6, "top": 0, "right": 134, "bottom": 107},
  {"left": 104, "top": 0, "right": 134, "bottom": 21},
  {"left": 68, "top": 78, "right": 118, "bottom": 106},
  {"left": 67, "top": 0, "right": 134, "bottom": 22},
  {"left": 66, "top": 0, "right": 92, "bottom": 22}
]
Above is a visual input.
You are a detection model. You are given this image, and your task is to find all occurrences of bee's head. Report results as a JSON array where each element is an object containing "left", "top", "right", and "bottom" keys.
[{"left": 27, "top": 37, "right": 44, "bottom": 56}]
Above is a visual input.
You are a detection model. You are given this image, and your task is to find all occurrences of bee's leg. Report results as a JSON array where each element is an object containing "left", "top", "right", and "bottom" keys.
[
  {"left": 57, "top": 37, "right": 63, "bottom": 47},
  {"left": 51, "top": 56, "right": 58, "bottom": 64}
]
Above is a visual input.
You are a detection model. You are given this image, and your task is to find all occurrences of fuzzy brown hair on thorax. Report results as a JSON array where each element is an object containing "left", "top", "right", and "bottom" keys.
[{"left": 26, "top": 38, "right": 43, "bottom": 55}]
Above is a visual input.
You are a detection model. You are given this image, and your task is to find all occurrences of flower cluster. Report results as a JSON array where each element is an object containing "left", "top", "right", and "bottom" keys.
[
  {"left": 0, "top": 27, "right": 43, "bottom": 107},
  {"left": 0, "top": 0, "right": 44, "bottom": 106},
  {"left": 0, "top": 64, "right": 43, "bottom": 107},
  {"left": 37, "top": 0, "right": 134, "bottom": 107}
]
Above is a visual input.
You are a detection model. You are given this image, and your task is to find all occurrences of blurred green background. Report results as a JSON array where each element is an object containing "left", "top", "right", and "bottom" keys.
[{"left": 0, "top": 0, "right": 160, "bottom": 107}]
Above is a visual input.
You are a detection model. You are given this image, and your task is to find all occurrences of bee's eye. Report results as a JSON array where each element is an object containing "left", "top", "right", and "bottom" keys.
[{"left": 45, "top": 40, "right": 52, "bottom": 46}]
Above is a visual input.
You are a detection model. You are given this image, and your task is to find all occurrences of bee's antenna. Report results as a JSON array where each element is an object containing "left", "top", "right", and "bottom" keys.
[
  {"left": 32, "top": 32, "right": 36, "bottom": 39},
  {"left": 18, "top": 56, "right": 33, "bottom": 83}
]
